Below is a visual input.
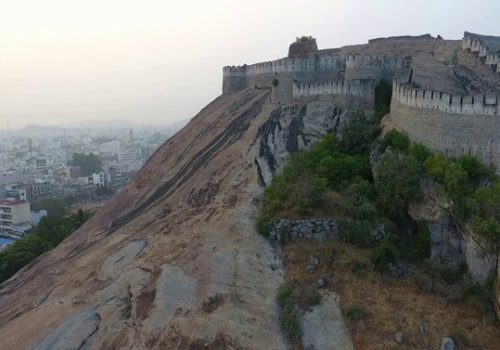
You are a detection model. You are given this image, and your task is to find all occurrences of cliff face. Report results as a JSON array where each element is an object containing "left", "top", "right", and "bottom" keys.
[
  {"left": 408, "top": 179, "right": 498, "bottom": 285},
  {"left": 0, "top": 90, "right": 342, "bottom": 349}
]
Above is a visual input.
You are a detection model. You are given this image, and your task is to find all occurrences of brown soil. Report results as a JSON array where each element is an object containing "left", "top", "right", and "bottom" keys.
[{"left": 283, "top": 240, "right": 500, "bottom": 350}]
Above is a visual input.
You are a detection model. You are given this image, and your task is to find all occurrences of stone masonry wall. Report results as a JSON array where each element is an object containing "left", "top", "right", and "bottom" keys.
[
  {"left": 293, "top": 79, "right": 375, "bottom": 98},
  {"left": 223, "top": 53, "right": 408, "bottom": 104},
  {"left": 462, "top": 32, "right": 500, "bottom": 75},
  {"left": 389, "top": 99, "right": 500, "bottom": 169},
  {"left": 267, "top": 218, "right": 387, "bottom": 244},
  {"left": 392, "top": 80, "right": 500, "bottom": 116},
  {"left": 268, "top": 218, "right": 340, "bottom": 243}
]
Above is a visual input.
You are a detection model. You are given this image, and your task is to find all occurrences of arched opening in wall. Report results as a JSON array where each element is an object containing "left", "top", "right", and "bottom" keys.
[{"left": 375, "top": 79, "right": 392, "bottom": 118}]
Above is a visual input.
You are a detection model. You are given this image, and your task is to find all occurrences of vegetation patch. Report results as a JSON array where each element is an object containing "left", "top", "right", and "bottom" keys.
[
  {"left": 0, "top": 209, "right": 94, "bottom": 283},
  {"left": 345, "top": 304, "right": 366, "bottom": 322},
  {"left": 202, "top": 293, "right": 224, "bottom": 313},
  {"left": 283, "top": 240, "right": 500, "bottom": 349},
  {"left": 277, "top": 282, "right": 302, "bottom": 344}
]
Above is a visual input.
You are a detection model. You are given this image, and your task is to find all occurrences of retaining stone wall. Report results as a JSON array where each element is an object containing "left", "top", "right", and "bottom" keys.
[{"left": 267, "top": 218, "right": 387, "bottom": 244}]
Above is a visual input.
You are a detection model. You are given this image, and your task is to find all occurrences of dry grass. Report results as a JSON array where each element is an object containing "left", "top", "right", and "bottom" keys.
[{"left": 283, "top": 240, "right": 500, "bottom": 350}]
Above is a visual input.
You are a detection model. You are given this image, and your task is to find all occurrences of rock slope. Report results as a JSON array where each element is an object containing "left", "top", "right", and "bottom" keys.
[{"left": 0, "top": 89, "right": 340, "bottom": 349}]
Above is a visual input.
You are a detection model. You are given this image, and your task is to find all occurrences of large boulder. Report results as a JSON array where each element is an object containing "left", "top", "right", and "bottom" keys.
[
  {"left": 409, "top": 179, "right": 497, "bottom": 284},
  {"left": 461, "top": 225, "right": 497, "bottom": 285},
  {"left": 301, "top": 292, "right": 354, "bottom": 350}
]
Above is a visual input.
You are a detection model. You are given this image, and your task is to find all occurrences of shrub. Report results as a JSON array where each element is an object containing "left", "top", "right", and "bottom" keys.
[
  {"left": 342, "top": 178, "right": 377, "bottom": 202},
  {"left": 457, "top": 155, "right": 494, "bottom": 182},
  {"left": 277, "top": 282, "right": 302, "bottom": 339},
  {"left": 256, "top": 214, "right": 273, "bottom": 237},
  {"left": 280, "top": 305, "right": 301, "bottom": 339},
  {"left": 463, "top": 273, "right": 497, "bottom": 319},
  {"left": 371, "top": 237, "right": 399, "bottom": 268},
  {"left": 424, "top": 154, "right": 474, "bottom": 219},
  {"left": 339, "top": 220, "right": 373, "bottom": 247},
  {"left": 421, "top": 261, "right": 468, "bottom": 284},
  {"left": 380, "top": 130, "right": 410, "bottom": 152},
  {"left": 317, "top": 153, "right": 371, "bottom": 189},
  {"left": 374, "top": 150, "right": 422, "bottom": 214},
  {"left": 340, "top": 111, "right": 378, "bottom": 155},
  {"left": 409, "top": 143, "right": 432, "bottom": 163},
  {"left": 261, "top": 132, "right": 373, "bottom": 218},
  {"left": 345, "top": 201, "right": 379, "bottom": 222},
  {"left": 475, "top": 217, "right": 500, "bottom": 242},
  {"left": 345, "top": 305, "right": 365, "bottom": 322},
  {"left": 298, "top": 286, "right": 322, "bottom": 308},
  {"left": 277, "top": 282, "right": 295, "bottom": 305},
  {"left": 295, "top": 36, "right": 315, "bottom": 43}
]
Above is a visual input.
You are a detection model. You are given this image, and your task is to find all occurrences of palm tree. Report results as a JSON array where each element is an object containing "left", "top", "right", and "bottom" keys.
[{"left": 68, "top": 209, "right": 93, "bottom": 230}]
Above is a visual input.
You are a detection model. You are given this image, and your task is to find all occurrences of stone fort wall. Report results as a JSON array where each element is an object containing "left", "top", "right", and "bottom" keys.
[
  {"left": 463, "top": 32, "right": 500, "bottom": 74},
  {"left": 223, "top": 54, "right": 409, "bottom": 104},
  {"left": 392, "top": 80, "right": 500, "bottom": 116},
  {"left": 291, "top": 79, "right": 375, "bottom": 109},
  {"left": 391, "top": 79, "right": 500, "bottom": 169}
]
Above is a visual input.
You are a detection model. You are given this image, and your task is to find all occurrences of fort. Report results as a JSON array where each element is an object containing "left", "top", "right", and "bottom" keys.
[
  {"left": 222, "top": 36, "right": 410, "bottom": 104},
  {"left": 223, "top": 32, "right": 500, "bottom": 169}
]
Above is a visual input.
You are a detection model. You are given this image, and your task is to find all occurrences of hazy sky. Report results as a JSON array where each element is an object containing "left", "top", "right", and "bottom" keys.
[{"left": 1, "top": 0, "right": 499, "bottom": 129}]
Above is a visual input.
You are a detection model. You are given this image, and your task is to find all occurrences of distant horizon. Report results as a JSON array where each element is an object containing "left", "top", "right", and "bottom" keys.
[
  {"left": 0, "top": 117, "right": 189, "bottom": 132},
  {"left": 1, "top": 0, "right": 499, "bottom": 129}
]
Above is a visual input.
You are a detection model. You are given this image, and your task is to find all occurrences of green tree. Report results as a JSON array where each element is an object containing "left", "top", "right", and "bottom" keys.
[
  {"left": 0, "top": 235, "right": 52, "bottom": 282},
  {"left": 471, "top": 182, "right": 500, "bottom": 241},
  {"left": 374, "top": 150, "right": 422, "bottom": 214},
  {"left": 340, "top": 111, "right": 378, "bottom": 155},
  {"left": 0, "top": 210, "right": 93, "bottom": 284},
  {"left": 31, "top": 197, "right": 67, "bottom": 217},
  {"left": 68, "top": 209, "right": 94, "bottom": 230},
  {"left": 72, "top": 152, "right": 102, "bottom": 176},
  {"left": 380, "top": 129, "right": 410, "bottom": 152}
]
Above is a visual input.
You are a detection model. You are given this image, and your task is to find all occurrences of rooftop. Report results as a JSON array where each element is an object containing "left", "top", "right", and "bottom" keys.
[{"left": 0, "top": 199, "right": 27, "bottom": 206}]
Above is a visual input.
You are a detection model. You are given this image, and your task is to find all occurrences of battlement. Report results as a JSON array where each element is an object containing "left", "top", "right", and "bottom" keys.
[
  {"left": 462, "top": 31, "right": 500, "bottom": 74},
  {"left": 345, "top": 55, "right": 408, "bottom": 69},
  {"left": 223, "top": 48, "right": 410, "bottom": 101},
  {"left": 293, "top": 79, "right": 375, "bottom": 98},
  {"left": 392, "top": 79, "right": 500, "bottom": 116},
  {"left": 368, "top": 34, "right": 434, "bottom": 44},
  {"left": 223, "top": 53, "right": 408, "bottom": 79}
]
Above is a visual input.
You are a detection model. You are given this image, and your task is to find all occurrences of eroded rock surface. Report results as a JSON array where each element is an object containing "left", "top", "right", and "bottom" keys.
[
  {"left": 409, "top": 179, "right": 498, "bottom": 284},
  {"left": 0, "top": 86, "right": 354, "bottom": 349},
  {"left": 301, "top": 292, "right": 354, "bottom": 350},
  {"left": 32, "top": 309, "right": 100, "bottom": 350}
]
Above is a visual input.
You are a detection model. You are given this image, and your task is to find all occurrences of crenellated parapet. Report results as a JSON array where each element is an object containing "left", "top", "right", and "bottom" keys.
[
  {"left": 293, "top": 79, "right": 375, "bottom": 98},
  {"left": 392, "top": 79, "right": 500, "bottom": 116},
  {"left": 462, "top": 32, "right": 500, "bottom": 74},
  {"left": 223, "top": 47, "right": 410, "bottom": 104}
]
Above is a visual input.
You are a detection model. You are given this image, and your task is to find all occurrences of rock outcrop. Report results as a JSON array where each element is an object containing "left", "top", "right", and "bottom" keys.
[
  {"left": 301, "top": 292, "right": 354, "bottom": 350},
  {"left": 409, "top": 179, "right": 498, "bottom": 285},
  {"left": 0, "top": 89, "right": 292, "bottom": 349},
  {"left": 0, "top": 88, "right": 351, "bottom": 349}
]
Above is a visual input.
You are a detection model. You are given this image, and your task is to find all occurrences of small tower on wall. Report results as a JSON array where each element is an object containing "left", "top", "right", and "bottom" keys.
[{"left": 288, "top": 36, "right": 318, "bottom": 58}]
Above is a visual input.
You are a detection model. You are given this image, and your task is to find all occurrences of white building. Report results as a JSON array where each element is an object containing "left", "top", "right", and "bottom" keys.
[
  {"left": 90, "top": 172, "right": 106, "bottom": 187},
  {"left": 0, "top": 199, "right": 32, "bottom": 237}
]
